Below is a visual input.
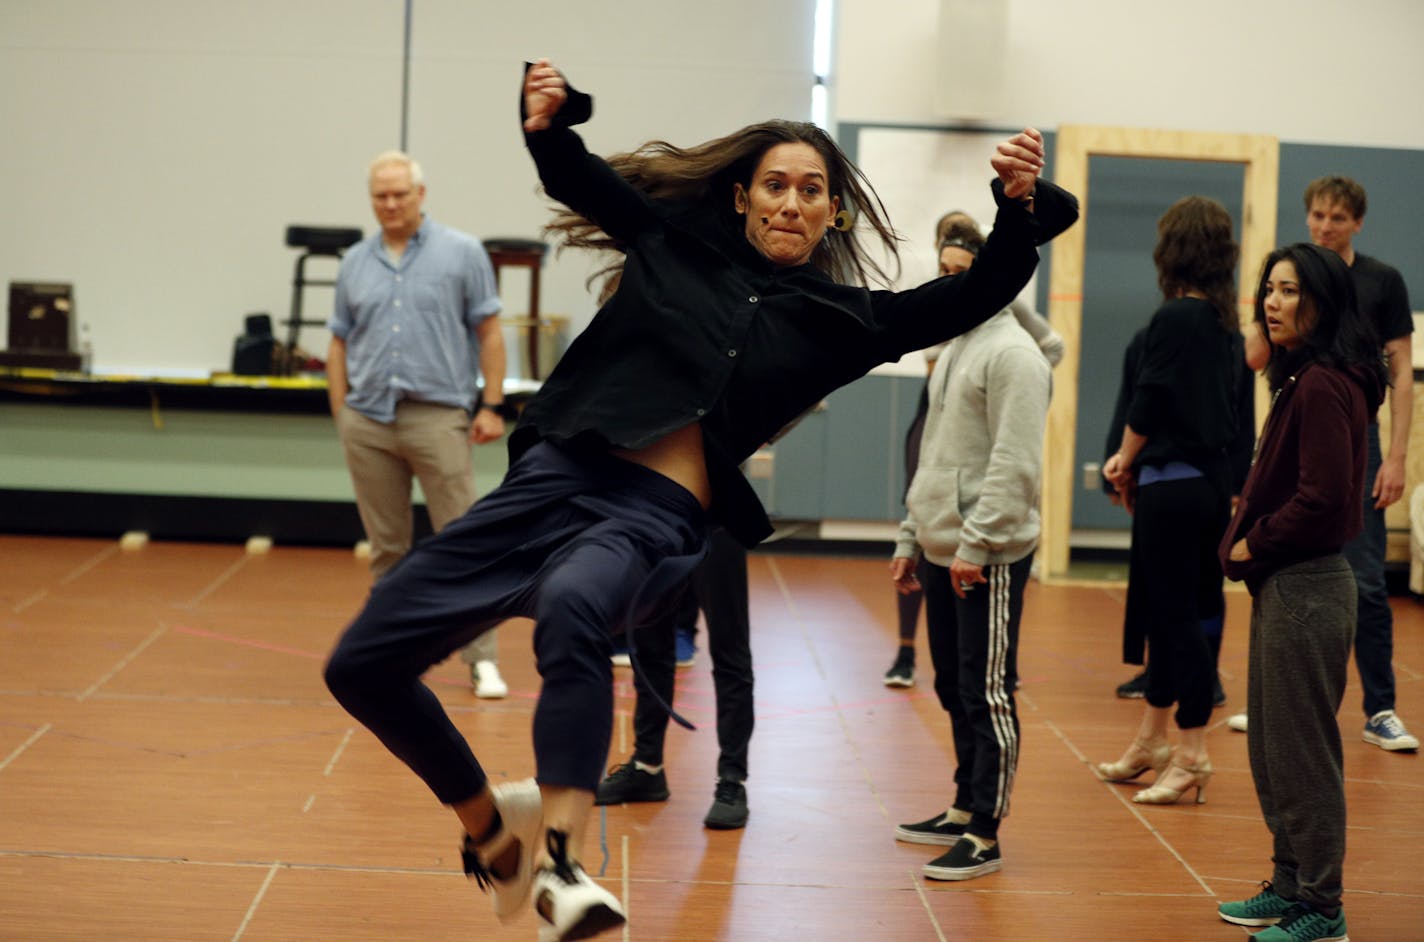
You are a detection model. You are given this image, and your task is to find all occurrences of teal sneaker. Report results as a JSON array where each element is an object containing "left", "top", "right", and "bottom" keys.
[
  {"left": 1219, "top": 881, "right": 1294, "bottom": 926},
  {"left": 1250, "top": 902, "right": 1348, "bottom": 941}
]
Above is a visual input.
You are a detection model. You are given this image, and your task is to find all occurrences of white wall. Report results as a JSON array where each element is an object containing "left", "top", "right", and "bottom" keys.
[
  {"left": 0, "top": 0, "right": 815, "bottom": 376},
  {"left": 4, "top": 0, "right": 1419, "bottom": 377},
  {"left": 2, "top": 0, "right": 398, "bottom": 375},
  {"left": 835, "top": 0, "right": 1424, "bottom": 150}
]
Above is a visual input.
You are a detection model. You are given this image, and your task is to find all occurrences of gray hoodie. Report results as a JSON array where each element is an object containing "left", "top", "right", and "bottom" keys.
[{"left": 894, "top": 308, "right": 1051, "bottom": 568}]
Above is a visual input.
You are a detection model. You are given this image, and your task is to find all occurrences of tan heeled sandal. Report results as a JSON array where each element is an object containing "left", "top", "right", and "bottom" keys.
[
  {"left": 1094, "top": 739, "right": 1171, "bottom": 783},
  {"left": 1132, "top": 759, "right": 1213, "bottom": 805}
]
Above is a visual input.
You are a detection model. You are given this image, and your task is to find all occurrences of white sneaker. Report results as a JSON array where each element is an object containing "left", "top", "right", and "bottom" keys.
[
  {"left": 473, "top": 660, "right": 508, "bottom": 699},
  {"left": 1227, "top": 713, "right": 1248, "bottom": 732},
  {"left": 461, "top": 778, "right": 542, "bottom": 922},
  {"left": 533, "top": 830, "right": 626, "bottom": 941}
]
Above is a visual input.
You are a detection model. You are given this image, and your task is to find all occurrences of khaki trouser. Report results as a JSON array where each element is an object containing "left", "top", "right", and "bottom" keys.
[{"left": 336, "top": 400, "right": 497, "bottom": 664}]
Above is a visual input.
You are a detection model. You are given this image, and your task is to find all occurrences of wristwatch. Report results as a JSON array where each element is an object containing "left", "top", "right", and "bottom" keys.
[{"left": 479, "top": 400, "right": 519, "bottom": 422}]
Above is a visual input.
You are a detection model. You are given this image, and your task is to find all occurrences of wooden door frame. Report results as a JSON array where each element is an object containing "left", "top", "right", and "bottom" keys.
[{"left": 1041, "top": 126, "right": 1279, "bottom": 581}]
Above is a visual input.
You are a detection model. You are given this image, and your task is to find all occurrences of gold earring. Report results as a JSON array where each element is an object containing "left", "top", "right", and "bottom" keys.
[{"left": 832, "top": 209, "right": 853, "bottom": 232}]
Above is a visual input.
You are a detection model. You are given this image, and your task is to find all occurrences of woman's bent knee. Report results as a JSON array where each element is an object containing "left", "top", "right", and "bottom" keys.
[
  {"left": 323, "top": 649, "right": 363, "bottom": 705},
  {"left": 323, "top": 639, "right": 392, "bottom": 712}
]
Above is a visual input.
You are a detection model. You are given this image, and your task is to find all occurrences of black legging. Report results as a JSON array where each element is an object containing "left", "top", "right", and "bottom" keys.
[
  {"left": 1129, "top": 475, "right": 1228, "bottom": 729},
  {"left": 897, "top": 383, "right": 932, "bottom": 643},
  {"left": 629, "top": 526, "right": 754, "bottom": 783}
]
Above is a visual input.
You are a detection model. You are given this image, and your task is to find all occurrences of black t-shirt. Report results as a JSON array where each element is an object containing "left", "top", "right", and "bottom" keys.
[
  {"left": 1352, "top": 253, "right": 1412, "bottom": 423},
  {"left": 1351, "top": 252, "right": 1413, "bottom": 345}
]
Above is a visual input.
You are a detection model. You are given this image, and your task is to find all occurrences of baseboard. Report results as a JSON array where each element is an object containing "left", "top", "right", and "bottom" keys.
[{"left": 0, "top": 489, "right": 436, "bottom": 547}]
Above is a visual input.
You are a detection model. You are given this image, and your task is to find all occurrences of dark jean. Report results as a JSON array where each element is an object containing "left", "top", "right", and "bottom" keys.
[{"left": 1340, "top": 423, "right": 1396, "bottom": 717}]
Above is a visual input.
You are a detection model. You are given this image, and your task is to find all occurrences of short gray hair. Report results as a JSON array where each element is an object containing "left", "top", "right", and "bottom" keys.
[{"left": 368, "top": 150, "right": 424, "bottom": 186}]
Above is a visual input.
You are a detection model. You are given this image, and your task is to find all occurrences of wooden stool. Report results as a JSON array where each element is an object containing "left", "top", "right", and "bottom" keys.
[{"left": 483, "top": 238, "right": 549, "bottom": 380}]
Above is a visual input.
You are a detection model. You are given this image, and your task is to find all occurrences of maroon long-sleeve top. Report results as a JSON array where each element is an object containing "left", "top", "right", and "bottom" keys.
[{"left": 1219, "top": 360, "right": 1382, "bottom": 593}]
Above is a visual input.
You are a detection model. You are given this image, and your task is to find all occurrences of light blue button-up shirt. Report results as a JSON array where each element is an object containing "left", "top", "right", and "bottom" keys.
[{"left": 330, "top": 217, "right": 501, "bottom": 423}]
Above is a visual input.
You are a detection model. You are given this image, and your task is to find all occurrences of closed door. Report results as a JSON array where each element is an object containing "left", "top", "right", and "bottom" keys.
[{"left": 1072, "top": 156, "right": 1245, "bottom": 534}]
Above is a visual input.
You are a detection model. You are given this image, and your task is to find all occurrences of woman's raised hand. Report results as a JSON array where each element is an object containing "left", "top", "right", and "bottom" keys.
[
  {"left": 990, "top": 128, "right": 1045, "bottom": 201},
  {"left": 523, "top": 58, "right": 567, "bottom": 132}
]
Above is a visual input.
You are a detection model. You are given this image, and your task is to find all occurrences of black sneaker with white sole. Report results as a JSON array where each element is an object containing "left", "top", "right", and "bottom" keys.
[
  {"left": 923, "top": 836, "right": 1001, "bottom": 881},
  {"left": 1115, "top": 670, "right": 1148, "bottom": 699},
  {"left": 703, "top": 779, "right": 748, "bottom": 830},
  {"left": 883, "top": 648, "right": 915, "bottom": 688},
  {"left": 894, "top": 810, "right": 968, "bottom": 846},
  {"left": 594, "top": 761, "right": 669, "bottom": 806}
]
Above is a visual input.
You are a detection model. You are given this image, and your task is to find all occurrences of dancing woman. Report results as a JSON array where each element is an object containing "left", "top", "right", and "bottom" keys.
[{"left": 324, "top": 59, "right": 1077, "bottom": 941}]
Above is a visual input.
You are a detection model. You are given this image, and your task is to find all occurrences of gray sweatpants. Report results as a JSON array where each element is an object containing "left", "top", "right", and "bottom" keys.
[{"left": 1247, "top": 554, "right": 1355, "bottom": 911}]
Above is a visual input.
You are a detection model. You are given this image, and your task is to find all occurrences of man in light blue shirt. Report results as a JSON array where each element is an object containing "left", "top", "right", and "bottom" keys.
[{"left": 327, "top": 150, "right": 511, "bottom": 698}]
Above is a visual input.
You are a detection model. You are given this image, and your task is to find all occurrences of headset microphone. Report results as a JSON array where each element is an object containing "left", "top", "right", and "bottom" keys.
[{"left": 760, "top": 217, "right": 769, "bottom": 225}]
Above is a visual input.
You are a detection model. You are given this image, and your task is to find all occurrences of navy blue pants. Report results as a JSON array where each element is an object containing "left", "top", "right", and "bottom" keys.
[{"left": 323, "top": 442, "right": 708, "bottom": 803}]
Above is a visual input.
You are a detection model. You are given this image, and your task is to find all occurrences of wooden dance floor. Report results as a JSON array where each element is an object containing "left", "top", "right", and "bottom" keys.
[{"left": 1, "top": 534, "right": 1420, "bottom": 940}]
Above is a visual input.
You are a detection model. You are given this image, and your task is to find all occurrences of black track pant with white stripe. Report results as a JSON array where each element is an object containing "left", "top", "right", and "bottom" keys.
[{"left": 921, "top": 554, "right": 1033, "bottom": 841}]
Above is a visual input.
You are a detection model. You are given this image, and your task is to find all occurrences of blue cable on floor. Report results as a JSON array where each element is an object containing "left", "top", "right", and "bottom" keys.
[{"left": 597, "top": 805, "right": 610, "bottom": 876}]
